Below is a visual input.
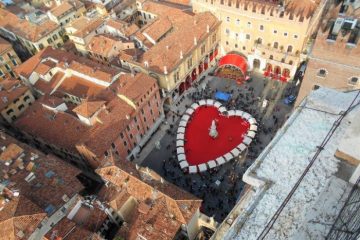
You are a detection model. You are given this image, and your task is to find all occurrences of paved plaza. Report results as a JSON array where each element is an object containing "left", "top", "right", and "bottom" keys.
[{"left": 136, "top": 72, "right": 299, "bottom": 222}]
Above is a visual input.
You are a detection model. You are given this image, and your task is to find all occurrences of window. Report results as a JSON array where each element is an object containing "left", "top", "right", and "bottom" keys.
[
  {"left": 289, "top": 60, "right": 293, "bottom": 65},
  {"left": 273, "top": 42, "right": 278, "bottom": 49},
  {"left": 12, "top": 59, "right": 17, "bottom": 66},
  {"left": 226, "top": 41, "right": 229, "bottom": 45},
  {"left": 5, "top": 64, "right": 10, "bottom": 71},
  {"left": 256, "top": 38, "right": 262, "bottom": 44},
  {"left": 0, "top": 70, "right": 4, "bottom": 77},
  {"left": 120, "top": 133, "right": 124, "bottom": 138},
  {"left": 226, "top": 16, "right": 230, "bottom": 22},
  {"left": 47, "top": 38, "right": 52, "bottom": 44},
  {"left": 294, "top": 34, "right": 298, "bottom": 39},
  {"left": 7, "top": 52, "right": 12, "bottom": 58},
  {"left": 53, "top": 34, "right": 58, "bottom": 40},
  {"left": 247, "top": 22, "right": 251, "bottom": 28},
  {"left": 24, "top": 95, "right": 31, "bottom": 102},
  {"left": 287, "top": 45, "right": 293, "bottom": 53},
  {"left": 273, "top": 30, "right": 277, "bottom": 34},
  {"left": 235, "top": 44, "right": 238, "bottom": 48},
  {"left": 201, "top": 45, "right": 206, "bottom": 55},
  {"left": 39, "top": 44, "right": 44, "bottom": 50},
  {"left": 236, "top": 19, "right": 240, "bottom": 25},
  {"left": 269, "top": 55, "right": 273, "bottom": 60},
  {"left": 129, "top": 134, "right": 133, "bottom": 139},
  {"left": 317, "top": 69, "right": 327, "bottom": 77},
  {"left": 134, "top": 117, "right": 137, "bottom": 123},
  {"left": 111, "top": 143, "right": 116, "bottom": 149},
  {"left": 313, "top": 85, "right": 320, "bottom": 90},
  {"left": 6, "top": 109, "right": 14, "bottom": 115},
  {"left": 0, "top": 56, "right": 3, "bottom": 62},
  {"left": 126, "top": 126, "right": 130, "bottom": 131},
  {"left": 187, "top": 57, "right": 192, "bottom": 69},
  {"left": 124, "top": 141, "right": 127, "bottom": 146},
  {"left": 259, "top": 25, "right": 264, "bottom": 31},
  {"left": 235, "top": 33, "right": 239, "bottom": 38},
  {"left": 225, "top": 28, "right": 230, "bottom": 34},
  {"left": 349, "top": 77, "right": 359, "bottom": 85},
  {"left": 242, "top": 46, "right": 246, "bottom": 51},
  {"left": 284, "top": 32, "right": 288, "bottom": 37},
  {"left": 246, "top": 34, "right": 251, "bottom": 40},
  {"left": 212, "top": 33, "right": 216, "bottom": 43}
]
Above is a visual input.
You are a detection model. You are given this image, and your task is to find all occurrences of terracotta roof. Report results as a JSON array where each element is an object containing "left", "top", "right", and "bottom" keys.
[
  {"left": 50, "top": 0, "right": 84, "bottom": 18},
  {"left": 0, "top": 196, "right": 46, "bottom": 240},
  {"left": 96, "top": 161, "right": 202, "bottom": 240},
  {"left": 0, "top": 132, "right": 84, "bottom": 213},
  {"left": 34, "top": 72, "right": 65, "bottom": 95},
  {"left": 67, "top": 16, "right": 104, "bottom": 38},
  {"left": 142, "top": 17, "right": 173, "bottom": 42},
  {"left": 15, "top": 47, "right": 120, "bottom": 84},
  {"left": 0, "top": 79, "right": 30, "bottom": 111},
  {"left": 73, "top": 100, "right": 105, "bottom": 118},
  {"left": 0, "top": 8, "right": 60, "bottom": 42},
  {"left": 14, "top": 98, "right": 90, "bottom": 154},
  {"left": 44, "top": 216, "right": 103, "bottom": 240},
  {"left": 136, "top": 2, "right": 220, "bottom": 73},
  {"left": 86, "top": 35, "right": 123, "bottom": 58},
  {"left": 55, "top": 75, "right": 107, "bottom": 99},
  {"left": 0, "top": 37, "right": 12, "bottom": 55},
  {"left": 106, "top": 19, "right": 140, "bottom": 37},
  {"left": 285, "top": 0, "right": 321, "bottom": 18}
]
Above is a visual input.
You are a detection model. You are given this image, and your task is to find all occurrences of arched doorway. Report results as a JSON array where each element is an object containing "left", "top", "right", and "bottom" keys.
[
  {"left": 191, "top": 69, "right": 197, "bottom": 82},
  {"left": 198, "top": 62, "right": 203, "bottom": 75},
  {"left": 264, "top": 63, "right": 272, "bottom": 77},
  {"left": 253, "top": 59, "right": 261, "bottom": 70},
  {"left": 281, "top": 68, "right": 290, "bottom": 82},
  {"left": 204, "top": 56, "right": 209, "bottom": 70},
  {"left": 179, "top": 82, "right": 186, "bottom": 95}
]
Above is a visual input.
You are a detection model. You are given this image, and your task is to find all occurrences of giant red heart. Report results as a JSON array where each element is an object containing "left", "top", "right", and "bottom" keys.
[{"left": 177, "top": 100, "right": 256, "bottom": 173}]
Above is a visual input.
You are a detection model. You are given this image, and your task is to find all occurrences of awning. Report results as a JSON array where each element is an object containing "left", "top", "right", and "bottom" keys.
[{"left": 218, "top": 53, "right": 247, "bottom": 76}]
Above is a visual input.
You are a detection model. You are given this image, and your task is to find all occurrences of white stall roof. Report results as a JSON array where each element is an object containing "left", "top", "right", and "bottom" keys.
[
  {"left": 177, "top": 127, "right": 186, "bottom": 134},
  {"left": 180, "top": 161, "right": 189, "bottom": 169},
  {"left": 243, "top": 136, "right": 252, "bottom": 145},
  {"left": 189, "top": 165, "right": 198, "bottom": 173},
  {"left": 176, "top": 140, "right": 184, "bottom": 147},
  {"left": 207, "top": 160, "right": 217, "bottom": 169},
  {"left": 198, "top": 163, "right": 207, "bottom": 172},
  {"left": 177, "top": 147, "right": 185, "bottom": 154}
]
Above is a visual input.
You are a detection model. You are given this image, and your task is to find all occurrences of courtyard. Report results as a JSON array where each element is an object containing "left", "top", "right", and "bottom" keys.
[{"left": 136, "top": 72, "right": 299, "bottom": 222}]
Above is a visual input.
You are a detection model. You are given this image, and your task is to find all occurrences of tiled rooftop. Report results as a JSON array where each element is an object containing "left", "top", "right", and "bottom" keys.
[
  {"left": 0, "top": 8, "right": 59, "bottom": 42},
  {"left": 96, "top": 159, "right": 202, "bottom": 240}
]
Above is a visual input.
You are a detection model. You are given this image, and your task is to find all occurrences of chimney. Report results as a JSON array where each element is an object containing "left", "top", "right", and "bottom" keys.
[
  {"left": 166, "top": 45, "right": 169, "bottom": 50},
  {"left": 207, "top": 25, "right": 210, "bottom": 33},
  {"left": 194, "top": 37, "right": 197, "bottom": 46},
  {"left": 144, "top": 61, "right": 149, "bottom": 68},
  {"left": 180, "top": 51, "right": 183, "bottom": 59},
  {"left": 163, "top": 66, "right": 168, "bottom": 75}
]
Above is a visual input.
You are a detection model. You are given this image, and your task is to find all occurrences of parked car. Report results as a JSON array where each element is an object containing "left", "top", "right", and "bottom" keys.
[{"left": 284, "top": 95, "right": 296, "bottom": 105}]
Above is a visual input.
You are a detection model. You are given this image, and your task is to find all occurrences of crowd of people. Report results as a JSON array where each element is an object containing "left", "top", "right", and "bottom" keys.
[{"left": 146, "top": 75, "right": 296, "bottom": 222}]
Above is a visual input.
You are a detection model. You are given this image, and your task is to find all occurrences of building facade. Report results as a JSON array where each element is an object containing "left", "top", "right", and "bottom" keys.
[
  {"left": 0, "top": 79, "right": 35, "bottom": 124},
  {"left": 0, "top": 8, "right": 65, "bottom": 56},
  {"left": 0, "top": 37, "right": 21, "bottom": 80},
  {"left": 295, "top": 0, "right": 360, "bottom": 106},
  {"left": 192, "top": 0, "right": 328, "bottom": 81}
]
